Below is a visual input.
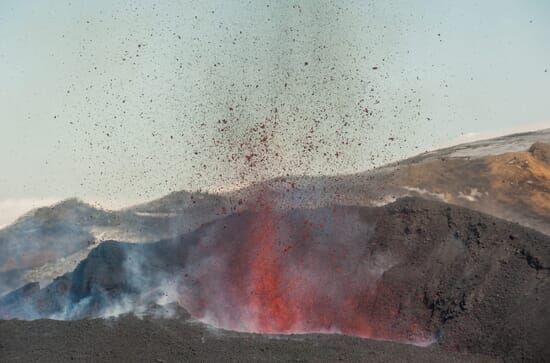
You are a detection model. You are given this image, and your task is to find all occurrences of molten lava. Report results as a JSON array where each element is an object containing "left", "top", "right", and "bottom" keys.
[
  {"left": 246, "top": 205, "right": 294, "bottom": 332},
  {"left": 180, "top": 197, "right": 432, "bottom": 345}
]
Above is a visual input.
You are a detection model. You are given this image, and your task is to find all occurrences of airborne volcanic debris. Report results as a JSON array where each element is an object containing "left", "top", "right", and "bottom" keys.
[{"left": 1, "top": 2, "right": 550, "bottom": 363}]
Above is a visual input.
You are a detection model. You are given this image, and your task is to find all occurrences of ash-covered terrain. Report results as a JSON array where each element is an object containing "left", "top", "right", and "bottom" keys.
[
  {"left": 0, "top": 311, "right": 499, "bottom": 363},
  {"left": 1, "top": 131, "right": 550, "bottom": 362}
]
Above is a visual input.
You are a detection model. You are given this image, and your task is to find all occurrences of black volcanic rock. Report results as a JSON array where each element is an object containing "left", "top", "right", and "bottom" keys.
[{"left": 0, "top": 316, "right": 496, "bottom": 363}]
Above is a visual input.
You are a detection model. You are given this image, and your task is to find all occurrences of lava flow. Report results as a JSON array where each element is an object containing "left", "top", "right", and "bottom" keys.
[{"left": 179, "top": 196, "right": 433, "bottom": 346}]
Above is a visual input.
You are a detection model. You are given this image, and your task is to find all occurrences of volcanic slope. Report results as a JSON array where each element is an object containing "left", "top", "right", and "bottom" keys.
[
  {"left": 234, "top": 130, "right": 550, "bottom": 236},
  {"left": 0, "top": 193, "right": 230, "bottom": 296},
  {"left": 1, "top": 129, "right": 549, "bottom": 297},
  {"left": 1, "top": 197, "right": 549, "bottom": 362}
]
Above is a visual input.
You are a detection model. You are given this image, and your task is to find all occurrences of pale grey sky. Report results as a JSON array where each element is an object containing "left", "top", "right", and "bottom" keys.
[{"left": 1, "top": 0, "right": 549, "bottom": 225}]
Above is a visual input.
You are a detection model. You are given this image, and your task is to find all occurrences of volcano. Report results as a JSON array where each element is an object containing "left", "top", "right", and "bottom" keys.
[
  {"left": 2, "top": 197, "right": 549, "bottom": 361},
  {"left": 179, "top": 200, "right": 432, "bottom": 345},
  {"left": 2, "top": 130, "right": 549, "bottom": 299},
  {"left": 1, "top": 132, "right": 550, "bottom": 362}
]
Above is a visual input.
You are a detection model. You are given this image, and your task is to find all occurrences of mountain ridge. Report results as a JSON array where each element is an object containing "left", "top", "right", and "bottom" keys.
[{"left": 1, "top": 129, "right": 549, "bottom": 296}]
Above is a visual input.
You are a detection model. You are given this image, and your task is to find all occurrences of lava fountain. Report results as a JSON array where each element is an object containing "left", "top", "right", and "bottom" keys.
[{"left": 178, "top": 195, "right": 433, "bottom": 346}]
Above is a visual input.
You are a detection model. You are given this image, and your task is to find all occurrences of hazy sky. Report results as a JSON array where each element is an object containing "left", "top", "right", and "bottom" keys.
[{"left": 1, "top": 0, "right": 549, "bottom": 224}]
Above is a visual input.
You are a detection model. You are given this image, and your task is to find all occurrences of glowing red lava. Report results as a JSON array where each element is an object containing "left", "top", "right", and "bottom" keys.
[
  {"left": 246, "top": 205, "right": 294, "bottom": 332},
  {"left": 180, "top": 196, "right": 433, "bottom": 346}
]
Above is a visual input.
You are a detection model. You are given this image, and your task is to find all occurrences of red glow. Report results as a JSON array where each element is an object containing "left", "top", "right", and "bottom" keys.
[
  {"left": 181, "top": 196, "right": 432, "bottom": 345},
  {"left": 247, "top": 205, "right": 295, "bottom": 331}
]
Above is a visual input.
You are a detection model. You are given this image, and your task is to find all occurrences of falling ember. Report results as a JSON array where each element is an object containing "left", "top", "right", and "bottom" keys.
[{"left": 179, "top": 195, "right": 434, "bottom": 346}]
